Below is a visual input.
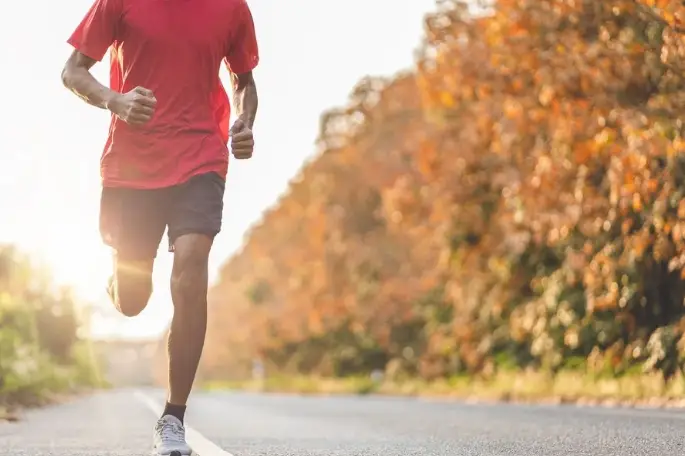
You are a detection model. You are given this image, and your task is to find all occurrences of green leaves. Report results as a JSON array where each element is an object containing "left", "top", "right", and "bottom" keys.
[{"left": 0, "top": 245, "right": 94, "bottom": 405}]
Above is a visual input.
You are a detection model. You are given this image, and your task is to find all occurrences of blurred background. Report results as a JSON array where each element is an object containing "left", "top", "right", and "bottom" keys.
[{"left": 4, "top": 0, "right": 685, "bottom": 408}]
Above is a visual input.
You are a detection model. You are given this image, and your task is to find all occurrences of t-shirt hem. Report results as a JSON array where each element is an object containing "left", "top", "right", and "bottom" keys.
[{"left": 102, "top": 164, "right": 228, "bottom": 189}]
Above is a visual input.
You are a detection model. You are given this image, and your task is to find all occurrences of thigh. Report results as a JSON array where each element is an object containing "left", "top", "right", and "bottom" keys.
[
  {"left": 166, "top": 172, "right": 226, "bottom": 252},
  {"left": 100, "top": 186, "right": 168, "bottom": 261}
]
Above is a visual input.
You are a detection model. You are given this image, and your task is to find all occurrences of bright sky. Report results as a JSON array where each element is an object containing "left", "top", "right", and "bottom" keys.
[{"left": 0, "top": 0, "right": 435, "bottom": 340}]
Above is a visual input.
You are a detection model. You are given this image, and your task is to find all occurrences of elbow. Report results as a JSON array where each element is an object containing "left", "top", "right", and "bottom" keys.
[
  {"left": 61, "top": 63, "right": 75, "bottom": 90},
  {"left": 60, "top": 66, "right": 70, "bottom": 89}
]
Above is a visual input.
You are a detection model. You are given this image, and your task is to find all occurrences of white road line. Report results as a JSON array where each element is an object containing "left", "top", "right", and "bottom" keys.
[{"left": 133, "top": 390, "right": 234, "bottom": 456}]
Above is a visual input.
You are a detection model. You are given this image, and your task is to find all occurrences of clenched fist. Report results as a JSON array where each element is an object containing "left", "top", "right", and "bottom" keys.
[
  {"left": 230, "top": 118, "right": 254, "bottom": 159},
  {"left": 109, "top": 86, "right": 157, "bottom": 125}
]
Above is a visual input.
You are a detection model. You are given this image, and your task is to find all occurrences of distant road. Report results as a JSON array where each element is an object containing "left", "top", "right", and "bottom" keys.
[{"left": 2, "top": 388, "right": 685, "bottom": 455}]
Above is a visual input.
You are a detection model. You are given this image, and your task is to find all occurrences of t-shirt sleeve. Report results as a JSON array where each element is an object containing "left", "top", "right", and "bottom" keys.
[
  {"left": 225, "top": 1, "right": 260, "bottom": 74},
  {"left": 67, "top": 0, "right": 122, "bottom": 62}
]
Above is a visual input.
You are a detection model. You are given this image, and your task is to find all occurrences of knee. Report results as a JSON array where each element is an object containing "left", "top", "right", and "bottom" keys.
[
  {"left": 111, "top": 259, "right": 154, "bottom": 317},
  {"left": 171, "top": 246, "right": 209, "bottom": 303},
  {"left": 113, "top": 276, "right": 152, "bottom": 317}
]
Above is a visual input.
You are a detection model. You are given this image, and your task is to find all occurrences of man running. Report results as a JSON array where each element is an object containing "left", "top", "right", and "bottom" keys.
[{"left": 61, "top": 0, "right": 259, "bottom": 454}]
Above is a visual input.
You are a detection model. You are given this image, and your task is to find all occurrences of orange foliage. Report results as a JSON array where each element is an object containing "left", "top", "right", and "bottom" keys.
[{"left": 201, "top": 0, "right": 685, "bottom": 381}]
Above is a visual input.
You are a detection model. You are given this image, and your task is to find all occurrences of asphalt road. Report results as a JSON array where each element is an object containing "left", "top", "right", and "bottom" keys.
[{"left": 2, "top": 388, "right": 685, "bottom": 455}]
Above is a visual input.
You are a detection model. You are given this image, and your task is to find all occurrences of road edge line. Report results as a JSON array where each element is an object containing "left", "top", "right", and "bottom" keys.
[{"left": 133, "top": 390, "right": 234, "bottom": 456}]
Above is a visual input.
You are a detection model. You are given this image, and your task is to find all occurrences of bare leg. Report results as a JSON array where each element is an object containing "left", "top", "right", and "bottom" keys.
[
  {"left": 109, "top": 255, "right": 154, "bottom": 317},
  {"left": 166, "top": 233, "right": 212, "bottom": 406}
]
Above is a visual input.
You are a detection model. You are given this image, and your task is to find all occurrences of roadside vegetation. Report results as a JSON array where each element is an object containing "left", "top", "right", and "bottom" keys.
[
  {"left": 0, "top": 245, "right": 103, "bottom": 419},
  {"left": 192, "top": 0, "right": 685, "bottom": 404}
]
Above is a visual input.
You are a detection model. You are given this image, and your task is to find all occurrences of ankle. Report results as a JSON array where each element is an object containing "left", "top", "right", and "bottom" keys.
[{"left": 162, "top": 402, "right": 186, "bottom": 424}]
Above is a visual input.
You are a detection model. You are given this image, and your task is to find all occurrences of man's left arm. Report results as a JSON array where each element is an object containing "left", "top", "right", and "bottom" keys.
[
  {"left": 232, "top": 71, "right": 258, "bottom": 130},
  {"left": 226, "top": 0, "right": 259, "bottom": 159}
]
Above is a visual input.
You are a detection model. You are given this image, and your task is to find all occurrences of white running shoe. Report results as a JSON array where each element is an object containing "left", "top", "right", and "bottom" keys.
[{"left": 153, "top": 415, "right": 193, "bottom": 456}]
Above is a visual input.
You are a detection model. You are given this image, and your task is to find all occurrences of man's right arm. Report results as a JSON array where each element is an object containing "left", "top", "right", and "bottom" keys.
[
  {"left": 62, "top": 0, "right": 157, "bottom": 124},
  {"left": 61, "top": 50, "right": 119, "bottom": 110},
  {"left": 61, "top": 49, "right": 156, "bottom": 125},
  {"left": 63, "top": 0, "right": 122, "bottom": 109},
  {"left": 61, "top": 0, "right": 156, "bottom": 125}
]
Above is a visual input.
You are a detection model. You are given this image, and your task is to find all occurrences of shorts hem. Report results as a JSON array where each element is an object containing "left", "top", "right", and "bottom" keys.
[{"left": 168, "top": 228, "right": 220, "bottom": 252}]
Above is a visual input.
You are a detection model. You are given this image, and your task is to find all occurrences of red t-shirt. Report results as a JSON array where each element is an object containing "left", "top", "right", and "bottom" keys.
[{"left": 67, "top": 0, "right": 259, "bottom": 189}]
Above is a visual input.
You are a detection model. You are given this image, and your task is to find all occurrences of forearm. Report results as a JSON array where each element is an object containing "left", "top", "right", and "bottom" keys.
[
  {"left": 61, "top": 66, "right": 118, "bottom": 110},
  {"left": 232, "top": 74, "right": 258, "bottom": 128}
]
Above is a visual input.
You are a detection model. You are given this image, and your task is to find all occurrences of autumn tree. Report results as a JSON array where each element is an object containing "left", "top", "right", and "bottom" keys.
[{"left": 201, "top": 0, "right": 685, "bottom": 383}]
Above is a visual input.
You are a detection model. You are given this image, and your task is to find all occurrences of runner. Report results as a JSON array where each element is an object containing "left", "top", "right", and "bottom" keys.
[{"left": 61, "top": 0, "right": 259, "bottom": 454}]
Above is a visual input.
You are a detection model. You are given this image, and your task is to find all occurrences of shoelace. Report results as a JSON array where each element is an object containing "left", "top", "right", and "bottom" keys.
[{"left": 156, "top": 421, "right": 185, "bottom": 443}]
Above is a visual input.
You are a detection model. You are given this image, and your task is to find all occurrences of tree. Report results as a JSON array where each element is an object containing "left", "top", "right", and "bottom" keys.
[{"left": 201, "top": 0, "right": 685, "bottom": 382}]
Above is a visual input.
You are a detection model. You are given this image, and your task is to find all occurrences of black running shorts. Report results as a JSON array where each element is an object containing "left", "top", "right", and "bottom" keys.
[{"left": 99, "top": 172, "right": 225, "bottom": 260}]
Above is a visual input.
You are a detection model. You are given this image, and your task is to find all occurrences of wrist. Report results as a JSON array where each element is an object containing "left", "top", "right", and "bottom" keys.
[
  {"left": 237, "top": 114, "right": 254, "bottom": 129},
  {"left": 103, "top": 91, "right": 121, "bottom": 113}
]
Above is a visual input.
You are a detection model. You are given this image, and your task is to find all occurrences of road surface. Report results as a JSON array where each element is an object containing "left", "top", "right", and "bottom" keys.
[{"left": 1, "top": 388, "right": 685, "bottom": 455}]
